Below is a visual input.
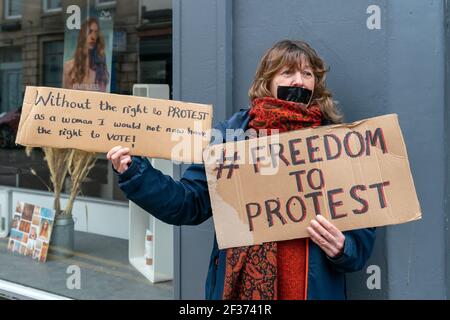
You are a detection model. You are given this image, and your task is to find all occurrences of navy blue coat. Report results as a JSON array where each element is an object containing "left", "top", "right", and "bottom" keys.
[{"left": 117, "top": 108, "right": 376, "bottom": 300}]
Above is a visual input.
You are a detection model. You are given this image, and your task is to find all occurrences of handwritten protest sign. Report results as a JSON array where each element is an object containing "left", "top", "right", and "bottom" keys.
[
  {"left": 204, "top": 114, "right": 422, "bottom": 249},
  {"left": 16, "top": 86, "right": 213, "bottom": 163}
]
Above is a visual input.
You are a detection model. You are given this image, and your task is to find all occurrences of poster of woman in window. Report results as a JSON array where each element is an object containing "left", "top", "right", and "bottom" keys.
[{"left": 62, "top": 4, "right": 114, "bottom": 92}]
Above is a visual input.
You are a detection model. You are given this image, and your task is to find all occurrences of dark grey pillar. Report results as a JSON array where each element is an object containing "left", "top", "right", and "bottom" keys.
[
  {"left": 173, "top": 0, "right": 233, "bottom": 299},
  {"left": 446, "top": 0, "right": 450, "bottom": 301},
  {"left": 383, "top": 0, "right": 446, "bottom": 299}
]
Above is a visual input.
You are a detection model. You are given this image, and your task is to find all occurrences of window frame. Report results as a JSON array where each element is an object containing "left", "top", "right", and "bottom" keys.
[
  {"left": 4, "top": 0, "right": 22, "bottom": 20},
  {"left": 42, "top": 0, "right": 62, "bottom": 14},
  {"left": 0, "top": 279, "right": 71, "bottom": 300}
]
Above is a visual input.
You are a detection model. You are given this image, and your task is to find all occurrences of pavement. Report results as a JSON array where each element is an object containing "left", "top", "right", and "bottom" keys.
[{"left": 0, "top": 230, "right": 174, "bottom": 300}]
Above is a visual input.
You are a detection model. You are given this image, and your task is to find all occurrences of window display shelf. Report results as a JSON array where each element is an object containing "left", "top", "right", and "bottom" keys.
[{"left": 128, "top": 158, "right": 174, "bottom": 283}]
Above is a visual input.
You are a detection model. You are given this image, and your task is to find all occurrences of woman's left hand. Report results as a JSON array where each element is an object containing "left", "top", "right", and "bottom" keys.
[{"left": 306, "top": 215, "right": 345, "bottom": 258}]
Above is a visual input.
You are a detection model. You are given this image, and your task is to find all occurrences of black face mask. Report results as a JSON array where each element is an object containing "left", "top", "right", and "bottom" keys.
[{"left": 277, "top": 86, "right": 313, "bottom": 105}]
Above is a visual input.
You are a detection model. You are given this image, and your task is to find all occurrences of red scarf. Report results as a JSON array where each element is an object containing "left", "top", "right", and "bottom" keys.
[
  {"left": 222, "top": 97, "right": 323, "bottom": 300},
  {"left": 247, "top": 97, "right": 323, "bottom": 133}
]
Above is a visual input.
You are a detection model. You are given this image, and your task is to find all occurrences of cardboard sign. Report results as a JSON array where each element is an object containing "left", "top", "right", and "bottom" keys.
[
  {"left": 16, "top": 86, "right": 213, "bottom": 163},
  {"left": 204, "top": 114, "right": 422, "bottom": 249}
]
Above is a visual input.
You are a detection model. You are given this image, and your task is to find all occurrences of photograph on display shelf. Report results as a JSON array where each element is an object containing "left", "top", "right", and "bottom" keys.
[
  {"left": 13, "top": 241, "right": 20, "bottom": 253},
  {"left": 15, "top": 202, "right": 23, "bottom": 214},
  {"left": 19, "top": 220, "right": 31, "bottom": 233},
  {"left": 62, "top": 5, "right": 114, "bottom": 93},
  {"left": 10, "top": 229, "right": 22, "bottom": 242},
  {"left": 38, "top": 219, "right": 53, "bottom": 242},
  {"left": 32, "top": 248, "right": 40, "bottom": 260},
  {"left": 7, "top": 202, "right": 56, "bottom": 263},
  {"left": 29, "top": 226, "right": 38, "bottom": 240},
  {"left": 40, "top": 243, "right": 49, "bottom": 263},
  {"left": 31, "top": 211, "right": 40, "bottom": 226},
  {"left": 21, "top": 203, "right": 34, "bottom": 222},
  {"left": 11, "top": 214, "right": 20, "bottom": 229},
  {"left": 26, "top": 240, "right": 35, "bottom": 257},
  {"left": 7, "top": 239, "right": 14, "bottom": 251}
]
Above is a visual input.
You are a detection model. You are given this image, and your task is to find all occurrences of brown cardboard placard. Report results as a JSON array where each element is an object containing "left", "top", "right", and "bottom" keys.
[
  {"left": 16, "top": 86, "right": 213, "bottom": 163},
  {"left": 204, "top": 114, "right": 422, "bottom": 249}
]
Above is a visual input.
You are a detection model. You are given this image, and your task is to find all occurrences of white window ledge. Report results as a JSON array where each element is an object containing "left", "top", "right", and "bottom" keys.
[{"left": 0, "top": 279, "right": 72, "bottom": 300}]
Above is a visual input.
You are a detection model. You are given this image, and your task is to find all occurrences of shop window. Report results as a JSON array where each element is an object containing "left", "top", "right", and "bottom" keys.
[{"left": 0, "top": 1, "right": 174, "bottom": 300}]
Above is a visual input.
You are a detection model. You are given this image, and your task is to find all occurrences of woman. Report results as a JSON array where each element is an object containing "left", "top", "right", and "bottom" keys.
[
  {"left": 63, "top": 17, "right": 109, "bottom": 92},
  {"left": 107, "top": 40, "right": 375, "bottom": 300},
  {"left": 39, "top": 219, "right": 50, "bottom": 240}
]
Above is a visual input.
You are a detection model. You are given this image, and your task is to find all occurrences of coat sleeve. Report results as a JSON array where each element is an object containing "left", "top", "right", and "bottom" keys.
[
  {"left": 116, "top": 121, "right": 227, "bottom": 226},
  {"left": 326, "top": 227, "right": 376, "bottom": 273}
]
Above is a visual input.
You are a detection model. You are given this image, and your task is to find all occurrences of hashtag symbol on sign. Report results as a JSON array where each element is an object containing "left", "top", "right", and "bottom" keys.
[{"left": 214, "top": 149, "right": 240, "bottom": 180}]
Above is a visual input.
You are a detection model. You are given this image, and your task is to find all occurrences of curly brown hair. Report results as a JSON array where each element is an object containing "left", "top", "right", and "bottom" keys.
[
  {"left": 248, "top": 40, "right": 343, "bottom": 123},
  {"left": 68, "top": 17, "right": 107, "bottom": 86}
]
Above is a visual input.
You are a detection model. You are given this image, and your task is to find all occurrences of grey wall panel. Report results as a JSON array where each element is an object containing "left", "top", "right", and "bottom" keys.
[
  {"left": 445, "top": 0, "right": 450, "bottom": 301},
  {"left": 233, "top": 0, "right": 389, "bottom": 122},
  {"left": 180, "top": 226, "right": 216, "bottom": 299},
  {"left": 173, "top": 0, "right": 233, "bottom": 299},
  {"left": 173, "top": 0, "right": 447, "bottom": 299},
  {"left": 384, "top": 0, "right": 446, "bottom": 299}
]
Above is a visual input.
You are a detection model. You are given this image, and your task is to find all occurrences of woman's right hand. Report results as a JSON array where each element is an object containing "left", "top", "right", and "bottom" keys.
[{"left": 107, "top": 146, "right": 132, "bottom": 174}]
